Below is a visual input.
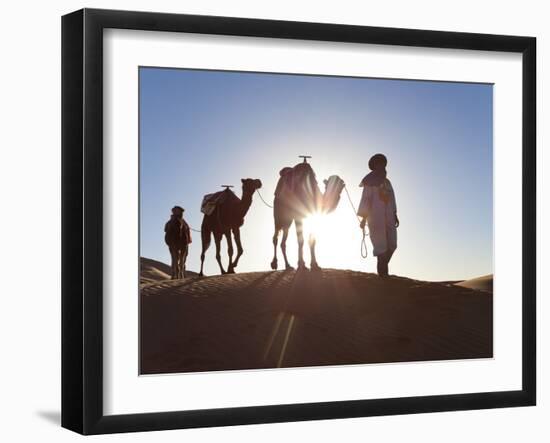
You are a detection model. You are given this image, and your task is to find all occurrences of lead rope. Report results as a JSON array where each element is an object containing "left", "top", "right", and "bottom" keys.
[
  {"left": 256, "top": 189, "right": 274, "bottom": 208},
  {"left": 343, "top": 186, "right": 368, "bottom": 259},
  {"left": 187, "top": 213, "right": 226, "bottom": 234}
]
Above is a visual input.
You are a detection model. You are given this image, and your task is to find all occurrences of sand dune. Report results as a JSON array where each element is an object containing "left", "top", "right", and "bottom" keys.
[
  {"left": 456, "top": 274, "right": 493, "bottom": 292},
  {"left": 140, "top": 264, "right": 493, "bottom": 374},
  {"left": 140, "top": 257, "right": 197, "bottom": 284}
]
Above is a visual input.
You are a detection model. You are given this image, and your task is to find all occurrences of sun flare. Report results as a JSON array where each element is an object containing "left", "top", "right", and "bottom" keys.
[
  {"left": 298, "top": 207, "right": 367, "bottom": 271},
  {"left": 303, "top": 212, "right": 329, "bottom": 239}
]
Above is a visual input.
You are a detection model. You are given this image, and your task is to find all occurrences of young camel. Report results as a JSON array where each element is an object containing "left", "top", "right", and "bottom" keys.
[
  {"left": 199, "top": 178, "right": 262, "bottom": 276},
  {"left": 164, "top": 206, "right": 192, "bottom": 279},
  {"left": 271, "top": 162, "right": 344, "bottom": 271}
]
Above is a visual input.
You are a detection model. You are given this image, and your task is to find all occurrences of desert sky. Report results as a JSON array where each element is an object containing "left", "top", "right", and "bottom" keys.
[{"left": 139, "top": 67, "right": 493, "bottom": 281}]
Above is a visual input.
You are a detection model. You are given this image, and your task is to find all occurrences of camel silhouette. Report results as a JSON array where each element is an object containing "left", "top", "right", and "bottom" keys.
[
  {"left": 164, "top": 206, "right": 191, "bottom": 279},
  {"left": 199, "top": 178, "right": 263, "bottom": 276},
  {"left": 271, "top": 161, "right": 345, "bottom": 271}
]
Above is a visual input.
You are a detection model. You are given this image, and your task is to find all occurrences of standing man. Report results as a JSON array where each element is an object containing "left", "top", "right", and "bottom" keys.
[
  {"left": 164, "top": 205, "right": 192, "bottom": 279},
  {"left": 357, "top": 154, "right": 399, "bottom": 277}
]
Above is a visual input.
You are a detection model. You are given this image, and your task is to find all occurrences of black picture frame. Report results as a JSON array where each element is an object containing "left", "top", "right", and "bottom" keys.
[{"left": 62, "top": 8, "right": 536, "bottom": 435}]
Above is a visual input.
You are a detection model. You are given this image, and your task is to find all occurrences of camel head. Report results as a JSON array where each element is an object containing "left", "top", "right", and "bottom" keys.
[
  {"left": 241, "top": 178, "right": 262, "bottom": 195},
  {"left": 322, "top": 175, "right": 345, "bottom": 214}
]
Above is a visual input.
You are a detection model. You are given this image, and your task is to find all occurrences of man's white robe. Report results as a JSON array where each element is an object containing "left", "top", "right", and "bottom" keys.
[{"left": 357, "top": 179, "right": 397, "bottom": 257}]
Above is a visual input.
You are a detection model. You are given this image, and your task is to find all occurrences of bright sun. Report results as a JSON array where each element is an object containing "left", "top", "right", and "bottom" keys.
[
  {"left": 303, "top": 212, "right": 329, "bottom": 239},
  {"left": 299, "top": 208, "right": 366, "bottom": 271},
  {"left": 303, "top": 211, "right": 343, "bottom": 263}
]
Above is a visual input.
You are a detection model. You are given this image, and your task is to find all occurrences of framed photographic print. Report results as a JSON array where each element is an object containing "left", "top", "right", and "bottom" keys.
[{"left": 61, "top": 8, "right": 536, "bottom": 435}]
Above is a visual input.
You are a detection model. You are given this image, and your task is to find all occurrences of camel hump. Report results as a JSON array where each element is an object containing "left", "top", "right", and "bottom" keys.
[
  {"left": 201, "top": 189, "right": 239, "bottom": 215},
  {"left": 274, "top": 167, "right": 294, "bottom": 196},
  {"left": 279, "top": 167, "right": 293, "bottom": 177}
]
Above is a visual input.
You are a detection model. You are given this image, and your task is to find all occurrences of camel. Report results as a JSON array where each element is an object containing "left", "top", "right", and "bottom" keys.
[
  {"left": 164, "top": 206, "right": 192, "bottom": 279},
  {"left": 199, "top": 178, "right": 263, "bottom": 276},
  {"left": 271, "top": 161, "right": 345, "bottom": 271}
]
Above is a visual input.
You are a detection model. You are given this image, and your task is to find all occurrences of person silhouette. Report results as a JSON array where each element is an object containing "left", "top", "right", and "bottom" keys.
[
  {"left": 164, "top": 206, "right": 192, "bottom": 279},
  {"left": 357, "top": 154, "right": 399, "bottom": 277}
]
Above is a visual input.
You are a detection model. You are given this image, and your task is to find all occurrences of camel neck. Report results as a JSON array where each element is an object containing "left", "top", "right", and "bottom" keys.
[{"left": 239, "top": 190, "right": 254, "bottom": 217}]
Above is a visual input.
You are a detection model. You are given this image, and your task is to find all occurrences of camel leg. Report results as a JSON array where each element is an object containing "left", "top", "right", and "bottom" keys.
[
  {"left": 296, "top": 219, "right": 308, "bottom": 271},
  {"left": 281, "top": 227, "right": 293, "bottom": 270},
  {"left": 232, "top": 228, "right": 244, "bottom": 269},
  {"left": 226, "top": 231, "right": 235, "bottom": 274},
  {"left": 271, "top": 228, "right": 279, "bottom": 270},
  {"left": 309, "top": 233, "right": 320, "bottom": 271},
  {"left": 199, "top": 227, "right": 211, "bottom": 277},
  {"left": 214, "top": 232, "right": 226, "bottom": 275}
]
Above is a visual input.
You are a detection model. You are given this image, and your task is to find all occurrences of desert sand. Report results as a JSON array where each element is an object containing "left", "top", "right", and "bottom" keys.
[
  {"left": 140, "top": 258, "right": 493, "bottom": 374},
  {"left": 140, "top": 257, "right": 198, "bottom": 284},
  {"left": 456, "top": 274, "right": 493, "bottom": 292}
]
